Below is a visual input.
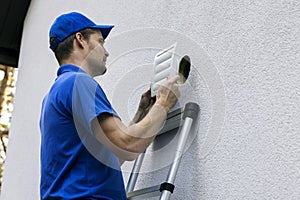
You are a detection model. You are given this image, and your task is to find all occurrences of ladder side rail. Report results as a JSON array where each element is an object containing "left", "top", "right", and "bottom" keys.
[
  {"left": 159, "top": 117, "right": 194, "bottom": 200},
  {"left": 160, "top": 102, "right": 200, "bottom": 200},
  {"left": 126, "top": 151, "right": 146, "bottom": 193}
]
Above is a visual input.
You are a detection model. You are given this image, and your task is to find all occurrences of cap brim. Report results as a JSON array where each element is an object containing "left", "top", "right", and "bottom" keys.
[{"left": 91, "top": 25, "right": 114, "bottom": 39}]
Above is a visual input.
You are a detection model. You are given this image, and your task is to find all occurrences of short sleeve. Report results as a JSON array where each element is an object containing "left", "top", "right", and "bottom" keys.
[{"left": 71, "top": 73, "right": 118, "bottom": 137}]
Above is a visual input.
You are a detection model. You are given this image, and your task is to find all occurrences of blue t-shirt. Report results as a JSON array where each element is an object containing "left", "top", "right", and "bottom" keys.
[{"left": 40, "top": 64, "right": 127, "bottom": 200}]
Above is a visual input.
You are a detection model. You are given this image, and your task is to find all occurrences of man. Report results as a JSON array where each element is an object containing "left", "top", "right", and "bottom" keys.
[{"left": 40, "top": 12, "right": 180, "bottom": 200}]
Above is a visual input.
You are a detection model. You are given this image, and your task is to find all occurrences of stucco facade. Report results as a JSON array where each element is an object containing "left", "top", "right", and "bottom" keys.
[{"left": 1, "top": 0, "right": 300, "bottom": 199}]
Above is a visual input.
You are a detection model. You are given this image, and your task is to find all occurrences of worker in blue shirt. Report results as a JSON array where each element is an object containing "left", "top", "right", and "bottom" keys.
[{"left": 40, "top": 12, "right": 180, "bottom": 200}]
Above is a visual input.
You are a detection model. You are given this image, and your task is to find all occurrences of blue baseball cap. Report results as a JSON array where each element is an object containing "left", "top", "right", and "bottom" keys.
[{"left": 49, "top": 12, "right": 114, "bottom": 51}]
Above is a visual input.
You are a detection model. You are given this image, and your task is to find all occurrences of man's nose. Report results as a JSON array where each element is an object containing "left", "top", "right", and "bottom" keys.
[{"left": 104, "top": 48, "right": 109, "bottom": 57}]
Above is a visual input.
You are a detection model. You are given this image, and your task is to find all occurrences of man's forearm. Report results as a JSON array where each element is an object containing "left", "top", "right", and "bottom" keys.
[{"left": 123, "top": 103, "right": 168, "bottom": 153}]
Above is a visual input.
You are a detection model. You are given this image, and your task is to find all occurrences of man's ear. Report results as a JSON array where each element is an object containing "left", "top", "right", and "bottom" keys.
[{"left": 74, "top": 32, "right": 86, "bottom": 49}]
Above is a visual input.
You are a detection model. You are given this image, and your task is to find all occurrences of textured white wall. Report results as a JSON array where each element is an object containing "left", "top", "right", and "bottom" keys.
[{"left": 1, "top": 0, "right": 300, "bottom": 199}]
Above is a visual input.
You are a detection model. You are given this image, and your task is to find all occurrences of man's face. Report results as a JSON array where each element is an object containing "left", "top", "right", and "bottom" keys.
[{"left": 85, "top": 31, "right": 109, "bottom": 76}]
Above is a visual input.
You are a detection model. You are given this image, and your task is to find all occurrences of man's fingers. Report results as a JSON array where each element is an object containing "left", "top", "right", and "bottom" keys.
[
  {"left": 146, "top": 88, "right": 151, "bottom": 97},
  {"left": 167, "top": 75, "right": 180, "bottom": 84},
  {"left": 142, "top": 88, "right": 151, "bottom": 98},
  {"left": 145, "top": 88, "right": 151, "bottom": 95}
]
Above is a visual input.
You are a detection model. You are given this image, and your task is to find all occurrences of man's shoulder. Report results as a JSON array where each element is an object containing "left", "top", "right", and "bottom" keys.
[{"left": 56, "top": 71, "right": 97, "bottom": 87}]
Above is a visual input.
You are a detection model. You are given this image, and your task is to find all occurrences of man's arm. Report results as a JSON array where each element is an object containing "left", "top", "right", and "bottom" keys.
[
  {"left": 120, "top": 89, "right": 154, "bottom": 164},
  {"left": 91, "top": 75, "right": 180, "bottom": 161}
]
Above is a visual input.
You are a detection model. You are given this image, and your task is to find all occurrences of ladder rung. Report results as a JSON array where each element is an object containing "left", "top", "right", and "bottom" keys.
[
  {"left": 166, "top": 107, "right": 182, "bottom": 119},
  {"left": 157, "top": 108, "right": 182, "bottom": 135},
  {"left": 127, "top": 185, "right": 161, "bottom": 200}
]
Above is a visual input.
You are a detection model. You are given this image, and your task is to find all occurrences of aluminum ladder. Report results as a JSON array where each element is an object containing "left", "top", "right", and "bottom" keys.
[{"left": 126, "top": 102, "right": 200, "bottom": 200}]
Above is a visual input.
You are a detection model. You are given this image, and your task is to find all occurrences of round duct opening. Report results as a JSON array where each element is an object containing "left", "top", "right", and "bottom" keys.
[{"left": 178, "top": 55, "right": 191, "bottom": 84}]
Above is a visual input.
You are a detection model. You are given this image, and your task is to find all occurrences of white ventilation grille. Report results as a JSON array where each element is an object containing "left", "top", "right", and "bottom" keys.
[{"left": 151, "top": 43, "right": 177, "bottom": 97}]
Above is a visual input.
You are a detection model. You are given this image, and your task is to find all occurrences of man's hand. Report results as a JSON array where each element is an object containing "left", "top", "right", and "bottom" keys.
[
  {"left": 138, "top": 89, "right": 155, "bottom": 114},
  {"left": 156, "top": 75, "right": 180, "bottom": 112},
  {"left": 131, "top": 89, "right": 155, "bottom": 124}
]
